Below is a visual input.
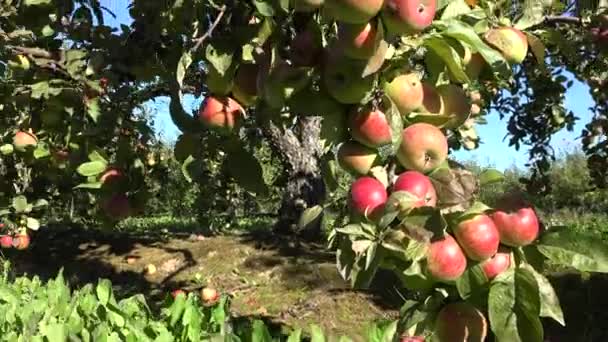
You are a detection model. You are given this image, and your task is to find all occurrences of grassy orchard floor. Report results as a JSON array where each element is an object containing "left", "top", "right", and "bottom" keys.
[{"left": 3, "top": 215, "right": 608, "bottom": 341}]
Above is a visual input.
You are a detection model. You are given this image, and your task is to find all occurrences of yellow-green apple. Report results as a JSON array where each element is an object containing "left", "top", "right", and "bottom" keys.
[
  {"left": 232, "top": 64, "right": 259, "bottom": 107},
  {"left": 490, "top": 207, "right": 539, "bottom": 247},
  {"left": 381, "top": 0, "right": 437, "bottom": 35},
  {"left": 469, "top": 91, "right": 482, "bottom": 105},
  {"left": 338, "top": 22, "right": 378, "bottom": 59},
  {"left": 12, "top": 234, "right": 30, "bottom": 250},
  {"left": 13, "top": 131, "right": 38, "bottom": 152},
  {"left": 338, "top": 141, "right": 378, "bottom": 175},
  {"left": 481, "top": 246, "right": 512, "bottom": 280},
  {"left": 198, "top": 96, "right": 245, "bottom": 132},
  {"left": 0, "top": 235, "right": 12, "bottom": 249},
  {"left": 102, "top": 194, "right": 132, "bottom": 220},
  {"left": 419, "top": 82, "right": 444, "bottom": 114},
  {"left": 465, "top": 52, "right": 486, "bottom": 80},
  {"left": 397, "top": 123, "right": 448, "bottom": 173},
  {"left": 426, "top": 234, "right": 467, "bottom": 281},
  {"left": 323, "top": 56, "right": 376, "bottom": 104},
  {"left": 437, "top": 84, "right": 470, "bottom": 128},
  {"left": 453, "top": 214, "right": 500, "bottom": 261},
  {"left": 384, "top": 73, "right": 424, "bottom": 116},
  {"left": 349, "top": 176, "right": 388, "bottom": 219},
  {"left": 348, "top": 107, "right": 392, "bottom": 148},
  {"left": 325, "top": 0, "right": 384, "bottom": 24},
  {"left": 392, "top": 171, "right": 437, "bottom": 207},
  {"left": 484, "top": 27, "right": 529, "bottom": 64},
  {"left": 436, "top": 302, "right": 488, "bottom": 342},
  {"left": 293, "top": 0, "right": 324, "bottom": 12}
]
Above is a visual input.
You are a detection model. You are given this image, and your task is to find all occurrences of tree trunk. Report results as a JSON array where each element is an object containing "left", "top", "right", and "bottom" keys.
[{"left": 265, "top": 116, "right": 326, "bottom": 240}]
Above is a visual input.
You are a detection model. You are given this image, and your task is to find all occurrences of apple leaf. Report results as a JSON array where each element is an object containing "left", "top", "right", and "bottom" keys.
[
  {"left": 180, "top": 155, "right": 196, "bottom": 183},
  {"left": 479, "top": 168, "right": 505, "bottom": 186},
  {"left": 298, "top": 205, "right": 324, "bottom": 231},
  {"left": 362, "top": 21, "right": 389, "bottom": 78},
  {"left": 337, "top": 237, "right": 357, "bottom": 281},
  {"left": 488, "top": 268, "right": 543, "bottom": 342},
  {"left": 382, "top": 229, "right": 429, "bottom": 263},
  {"left": 456, "top": 201, "right": 492, "bottom": 221},
  {"left": 0, "top": 144, "right": 14, "bottom": 155},
  {"left": 522, "top": 264, "right": 565, "bottom": 326},
  {"left": 383, "top": 96, "right": 404, "bottom": 154},
  {"left": 73, "top": 182, "right": 103, "bottom": 190},
  {"left": 12, "top": 195, "right": 28, "bottom": 213},
  {"left": 224, "top": 143, "right": 269, "bottom": 196},
  {"left": 525, "top": 32, "right": 546, "bottom": 67},
  {"left": 205, "top": 41, "right": 234, "bottom": 77},
  {"left": 400, "top": 207, "right": 446, "bottom": 240},
  {"left": 253, "top": 0, "right": 275, "bottom": 16},
  {"left": 514, "top": 0, "right": 550, "bottom": 31},
  {"left": 536, "top": 227, "right": 608, "bottom": 273},
  {"left": 429, "top": 165, "right": 479, "bottom": 208},
  {"left": 336, "top": 224, "right": 376, "bottom": 240},
  {"left": 424, "top": 36, "right": 469, "bottom": 84},
  {"left": 351, "top": 245, "right": 384, "bottom": 289},
  {"left": 33, "top": 144, "right": 50, "bottom": 159},
  {"left": 385, "top": 191, "right": 420, "bottom": 217},
  {"left": 442, "top": 21, "right": 509, "bottom": 77},
  {"left": 77, "top": 160, "right": 107, "bottom": 177},
  {"left": 441, "top": 0, "right": 472, "bottom": 20},
  {"left": 176, "top": 51, "right": 192, "bottom": 88},
  {"left": 456, "top": 264, "right": 487, "bottom": 299},
  {"left": 26, "top": 217, "right": 40, "bottom": 231}
]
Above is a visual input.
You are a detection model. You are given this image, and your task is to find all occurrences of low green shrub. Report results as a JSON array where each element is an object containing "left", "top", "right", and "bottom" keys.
[{"left": 0, "top": 261, "right": 399, "bottom": 341}]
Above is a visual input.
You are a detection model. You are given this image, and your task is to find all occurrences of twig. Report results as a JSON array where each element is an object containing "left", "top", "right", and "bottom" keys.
[
  {"left": 544, "top": 15, "right": 583, "bottom": 25},
  {"left": 191, "top": 5, "right": 227, "bottom": 52}
]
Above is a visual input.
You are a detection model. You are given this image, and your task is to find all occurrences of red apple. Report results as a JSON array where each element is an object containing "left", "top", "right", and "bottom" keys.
[
  {"left": 393, "top": 171, "right": 437, "bottom": 208},
  {"left": 384, "top": 73, "right": 424, "bottom": 116},
  {"left": 397, "top": 123, "right": 448, "bottom": 173},
  {"left": 481, "top": 246, "right": 512, "bottom": 280},
  {"left": 436, "top": 302, "right": 488, "bottom": 342},
  {"left": 349, "top": 176, "right": 388, "bottom": 219},
  {"left": 400, "top": 336, "right": 424, "bottom": 342},
  {"left": 349, "top": 107, "right": 392, "bottom": 148},
  {"left": 100, "top": 168, "right": 124, "bottom": 186},
  {"left": 426, "top": 234, "right": 467, "bottom": 281},
  {"left": 13, "top": 131, "right": 38, "bottom": 152},
  {"left": 490, "top": 207, "right": 539, "bottom": 247},
  {"left": 172, "top": 289, "right": 187, "bottom": 299},
  {"left": 198, "top": 96, "right": 245, "bottom": 132},
  {"left": 201, "top": 287, "right": 220, "bottom": 304},
  {"left": 337, "top": 141, "right": 378, "bottom": 176},
  {"left": 0, "top": 235, "right": 13, "bottom": 249},
  {"left": 12, "top": 234, "right": 30, "bottom": 250},
  {"left": 102, "top": 193, "right": 132, "bottom": 220},
  {"left": 419, "top": 82, "right": 444, "bottom": 114},
  {"left": 453, "top": 214, "right": 500, "bottom": 261},
  {"left": 381, "top": 0, "right": 437, "bottom": 35},
  {"left": 338, "top": 22, "right": 378, "bottom": 60},
  {"left": 325, "top": 0, "right": 384, "bottom": 24},
  {"left": 484, "top": 27, "right": 529, "bottom": 64}
]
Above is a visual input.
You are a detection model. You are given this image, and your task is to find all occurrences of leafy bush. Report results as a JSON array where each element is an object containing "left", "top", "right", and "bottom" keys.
[{"left": 0, "top": 261, "right": 400, "bottom": 342}]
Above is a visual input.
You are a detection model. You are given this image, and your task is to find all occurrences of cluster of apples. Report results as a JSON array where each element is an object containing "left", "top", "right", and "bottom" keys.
[
  {"left": 171, "top": 287, "right": 220, "bottom": 306},
  {"left": 0, "top": 224, "right": 31, "bottom": 251}
]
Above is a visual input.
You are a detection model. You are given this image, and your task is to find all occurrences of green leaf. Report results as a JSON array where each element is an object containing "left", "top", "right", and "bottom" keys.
[
  {"left": 12, "top": 195, "right": 28, "bottom": 213},
  {"left": 298, "top": 205, "right": 324, "bottom": 231},
  {"left": 74, "top": 182, "right": 103, "bottom": 190},
  {"left": 86, "top": 97, "right": 101, "bottom": 123},
  {"left": 383, "top": 96, "right": 404, "bottom": 154},
  {"left": 488, "top": 268, "right": 543, "bottom": 342},
  {"left": 525, "top": 32, "right": 546, "bottom": 66},
  {"left": 401, "top": 207, "right": 446, "bottom": 240},
  {"left": 424, "top": 36, "right": 469, "bottom": 84},
  {"left": 287, "top": 328, "right": 302, "bottom": 342},
  {"left": 365, "top": 242, "right": 378, "bottom": 270},
  {"left": 176, "top": 52, "right": 192, "bottom": 88},
  {"left": 457, "top": 201, "right": 492, "bottom": 221},
  {"left": 96, "top": 279, "right": 112, "bottom": 306},
  {"left": 77, "top": 160, "right": 108, "bottom": 177},
  {"left": 385, "top": 191, "right": 420, "bottom": 217},
  {"left": 522, "top": 264, "right": 565, "bottom": 326},
  {"left": 442, "top": 21, "right": 510, "bottom": 76},
  {"left": 88, "top": 149, "right": 109, "bottom": 163},
  {"left": 225, "top": 143, "right": 269, "bottom": 196},
  {"left": 336, "top": 223, "right": 375, "bottom": 240},
  {"left": 180, "top": 155, "right": 196, "bottom": 183},
  {"left": 362, "top": 22, "right": 389, "bottom": 77},
  {"left": 252, "top": 320, "right": 273, "bottom": 342},
  {"left": 382, "top": 229, "right": 429, "bottom": 262},
  {"left": 456, "top": 264, "right": 488, "bottom": 299},
  {"left": 479, "top": 169, "right": 505, "bottom": 186},
  {"left": 205, "top": 42, "right": 234, "bottom": 76},
  {"left": 32, "top": 199, "right": 49, "bottom": 209},
  {"left": 24, "top": 0, "right": 51, "bottom": 5},
  {"left": 514, "top": 0, "right": 549, "bottom": 30},
  {"left": 42, "top": 323, "right": 67, "bottom": 342},
  {"left": 33, "top": 144, "right": 50, "bottom": 159},
  {"left": 310, "top": 324, "right": 325, "bottom": 342},
  {"left": 536, "top": 228, "right": 608, "bottom": 273},
  {"left": 26, "top": 217, "right": 40, "bottom": 231},
  {"left": 0, "top": 144, "right": 14, "bottom": 155},
  {"left": 440, "top": 0, "right": 471, "bottom": 20},
  {"left": 253, "top": 0, "right": 275, "bottom": 16},
  {"left": 169, "top": 294, "right": 187, "bottom": 326}
]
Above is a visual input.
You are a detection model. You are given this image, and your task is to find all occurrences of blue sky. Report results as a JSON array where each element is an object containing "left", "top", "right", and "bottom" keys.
[{"left": 100, "top": 1, "right": 592, "bottom": 171}]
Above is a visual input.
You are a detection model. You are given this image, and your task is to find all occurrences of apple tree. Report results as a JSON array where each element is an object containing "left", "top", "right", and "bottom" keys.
[{"left": 3, "top": 0, "right": 608, "bottom": 341}]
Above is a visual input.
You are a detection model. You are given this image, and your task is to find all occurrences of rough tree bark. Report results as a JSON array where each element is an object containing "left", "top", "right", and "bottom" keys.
[{"left": 265, "top": 116, "right": 326, "bottom": 240}]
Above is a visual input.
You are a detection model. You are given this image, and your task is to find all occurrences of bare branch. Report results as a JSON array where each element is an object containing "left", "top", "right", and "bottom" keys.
[
  {"left": 191, "top": 5, "right": 227, "bottom": 52},
  {"left": 544, "top": 15, "right": 583, "bottom": 25}
]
